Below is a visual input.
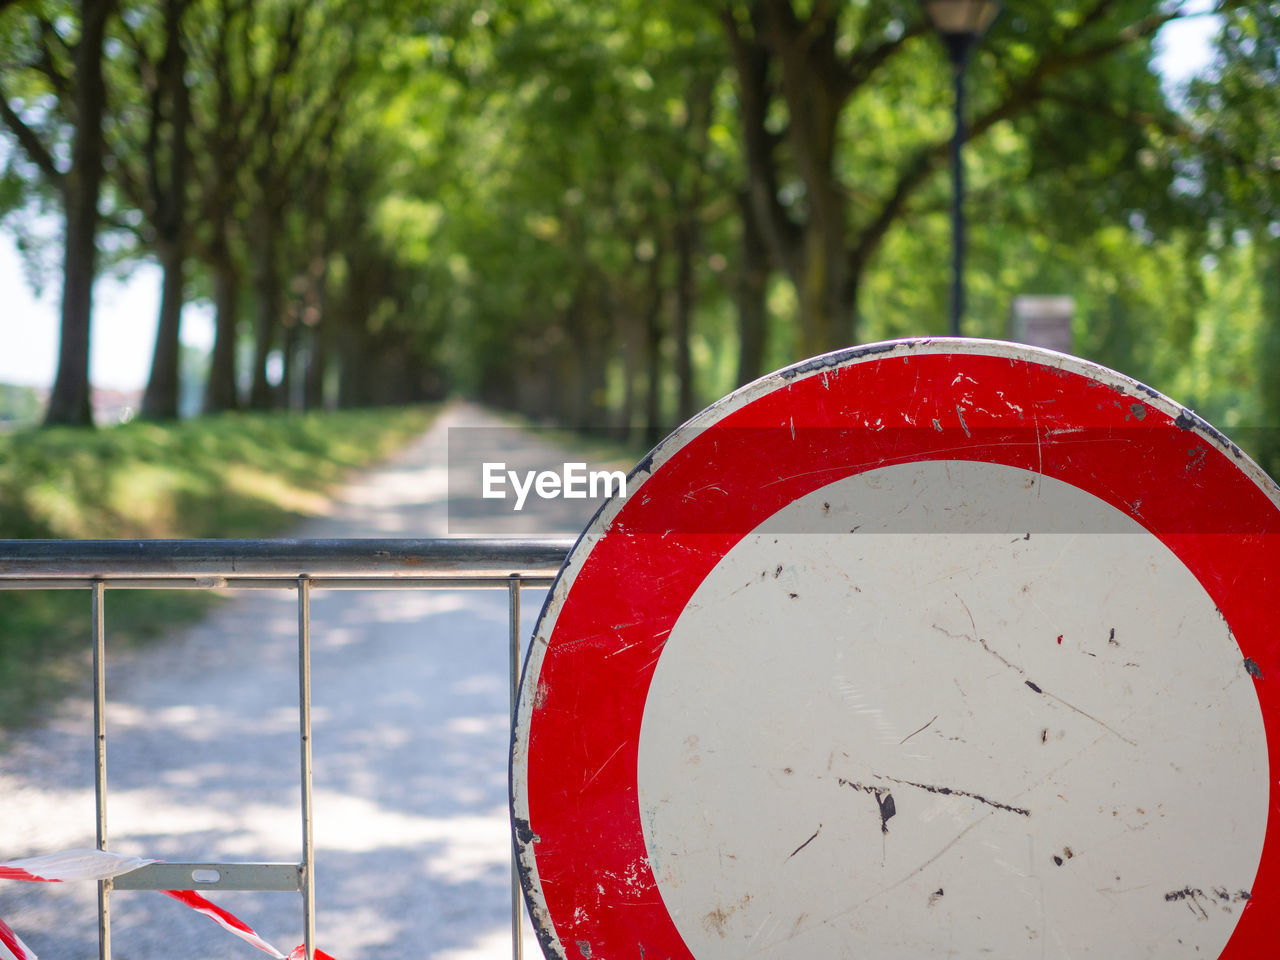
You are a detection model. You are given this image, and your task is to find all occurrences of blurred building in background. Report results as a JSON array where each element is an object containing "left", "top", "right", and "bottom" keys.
[{"left": 1010, "top": 296, "right": 1074, "bottom": 355}]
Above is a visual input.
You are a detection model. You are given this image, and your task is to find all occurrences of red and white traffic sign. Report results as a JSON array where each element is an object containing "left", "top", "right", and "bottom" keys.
[{"left": 510, "top": 339, "right": 1280, "bottom": 960}]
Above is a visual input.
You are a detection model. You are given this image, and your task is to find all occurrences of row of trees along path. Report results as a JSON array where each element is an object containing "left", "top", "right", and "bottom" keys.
[{"left": 1, "top": 2, "right": 1275, "bottom": 461}]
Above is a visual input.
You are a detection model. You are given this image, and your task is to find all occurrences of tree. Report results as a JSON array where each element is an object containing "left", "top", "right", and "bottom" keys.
[
  {"left": 108, "top": 0, "right": 194, "bottom": 420},
  {"left": 719, "top": 0, "right": 1237, "bottom": 357},
  {"left": 185, "top": 0, "right": 369, "bottom": 413},
  {"left": 1184, "top": 2, "right": 1279, "bottom": 471},
  {"left": 191, "top": 0, "right": 254, "bottom": 412},
  {"left": 1, "top": 0, "right": 115, "bottom": 426},
  {"left": 383, "top": 0, "right": 740, "bottom": 435}
]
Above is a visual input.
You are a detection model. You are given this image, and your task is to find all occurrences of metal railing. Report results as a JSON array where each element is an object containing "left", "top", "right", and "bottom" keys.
[{"left": 0, "top": 538, "right": 575, "bottom": 960}]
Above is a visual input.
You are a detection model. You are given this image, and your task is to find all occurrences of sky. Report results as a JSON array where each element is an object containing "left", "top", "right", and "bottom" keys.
[
  {"left": 0, "top": 4, "right": 1223, "bottom": 394},
  {"left": 0, "top": 233, "right": 215, "bottom": 392}
]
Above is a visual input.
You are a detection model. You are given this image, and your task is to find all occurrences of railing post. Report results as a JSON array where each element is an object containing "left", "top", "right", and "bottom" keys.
[
  {"left": 508, "top": 578, "right": 524, "bottom": 960},
  {"left": 298, "top": 576, "right": 316, "bottom": 960},
  {"left": 92, "top": 580, "right": 111, "bottom": 960}
]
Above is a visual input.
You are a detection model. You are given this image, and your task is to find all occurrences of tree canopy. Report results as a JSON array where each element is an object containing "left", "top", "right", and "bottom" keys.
[{"left": 1, "top": 0, "right": 1276, "bottom": 470}]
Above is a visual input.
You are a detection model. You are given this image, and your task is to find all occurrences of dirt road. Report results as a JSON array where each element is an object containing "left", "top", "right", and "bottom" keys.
[{"left": 0, "top": 402, "right": 615, "bottom": 959}]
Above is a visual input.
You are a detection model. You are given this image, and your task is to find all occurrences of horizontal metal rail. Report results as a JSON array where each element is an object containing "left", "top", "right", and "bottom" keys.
[
  {"left": 0, "top": 537, "right": 572, "bottom": 960},
  {"left": 113, "top": 862, "right": 303, "bottom": 892},
  {"left": 0, "top": 538, "right": 573, "bottom": 587}
]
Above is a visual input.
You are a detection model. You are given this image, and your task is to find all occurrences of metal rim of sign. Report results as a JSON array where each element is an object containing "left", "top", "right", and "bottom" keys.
[{"left": 510, "top": 338, "right": 1280, "bottom": 960}]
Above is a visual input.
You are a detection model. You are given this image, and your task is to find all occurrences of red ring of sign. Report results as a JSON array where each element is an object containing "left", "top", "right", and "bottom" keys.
[{"left": 513, "top": 341, "right": 1280, "bottom": 959}]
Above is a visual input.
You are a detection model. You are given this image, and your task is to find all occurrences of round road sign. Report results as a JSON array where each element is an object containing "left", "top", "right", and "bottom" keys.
[{"left": 510, "top": 339, "right": 1280, "bottom": 960}]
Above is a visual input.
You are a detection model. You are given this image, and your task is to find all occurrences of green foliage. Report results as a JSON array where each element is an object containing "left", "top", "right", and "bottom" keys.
[
  {"left": 1, "top": 0, "right": 1276, "bottom": 460},
  {"left": 0, "top": 383, "right": 41, "bottom": 424},
  {"left": 1184, "top": 1, "right": 1280, "bottom": 233},
  {"left": 1173, "top": 2, "right": 1280, "bottom": 475}
]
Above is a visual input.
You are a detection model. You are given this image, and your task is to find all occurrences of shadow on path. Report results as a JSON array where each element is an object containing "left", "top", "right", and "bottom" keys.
[{"left": 0, "top": 402, "right": 617, "bottom": 958}]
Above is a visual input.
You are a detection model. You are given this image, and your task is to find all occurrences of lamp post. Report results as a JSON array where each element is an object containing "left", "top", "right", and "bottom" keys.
[{"left": 924, "top": 0, "right": 1001, "bottom": 337}]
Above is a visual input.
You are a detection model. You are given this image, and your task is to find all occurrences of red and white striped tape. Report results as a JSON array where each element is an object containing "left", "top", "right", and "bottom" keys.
[
  {"left": 0, "top": 915, "right": 35, "bottom": 960},
  {"left": 0, "top": 849, "right": 155, "bottom": 884},
  {"left": 161, "top": 890, "right": 291, "bottom": 958},
  {"left": 0, "top": 850, "right": 336, "bottom": 960}
]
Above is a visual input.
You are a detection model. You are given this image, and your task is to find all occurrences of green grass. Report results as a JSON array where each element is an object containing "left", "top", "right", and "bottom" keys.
[{"left": 0, "top": 406, "right": 435, "bottom": 730}]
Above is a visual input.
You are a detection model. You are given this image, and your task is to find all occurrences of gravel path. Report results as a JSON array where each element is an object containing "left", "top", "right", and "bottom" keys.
[{"left": 0, "top": 403, "right": 610, "bottom": 960}]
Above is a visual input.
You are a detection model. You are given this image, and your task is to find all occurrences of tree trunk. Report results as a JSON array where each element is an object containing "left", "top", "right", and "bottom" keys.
[
  {"left": 282, "top": 319, "right": 303, "bottom": 411},
  {"left": 673, "top": 214, "right": 697, "bottom": 423},
  {"left": 204, "top": 249, "right": 240, "bottom": 412},
  {"left": 795, "top": 196, "right": 851, "bottom": 356},
  {"left": 304, "top": 322, "right": 328, "bottom": 410},
  {"left": 642, "top": 247, "right": 665, "bottom": 446},
  {"left": 336, "top": 246, "right": 379, "bottom": 408},
  {"left": 248, "top": 211, "right": 279, "bottom": 409},
  {"left": 200, "top": 0, "right": 240, "bottom": 414},
  {"left": 724, "top": 1, "right": 861, "bottom": 360},
  {"left": 140, "top": 0, "right": 192, "bottom": 420},
  {"left": 301, "top": 246, "right": 330, "bottom": 410},
  {"left": 765, "top": 1, "right": 851, "bottom": 355},
  {"left": 735, "top": 190, "right": 770, "bottom": 386},
  {"left": 337, "top": 323, "right": 371, "bottom": 408},
  {"left": 565, "top": 292, "right": 595, "bottom": 430},
  {"left": 584, "top": 293, "right": 611, "bottom": 431},
  {"left": 140, "top": 240, "right": 186, "bottom": 419},
  {"left": 1256, "top": 234, "right": 1280, "bottom": 478},
  {"left": 45, "top": 0, "right": 112, "bottom": 427},
  {"left": 617, "top": 299, "right": 639, "bottom": 442}
]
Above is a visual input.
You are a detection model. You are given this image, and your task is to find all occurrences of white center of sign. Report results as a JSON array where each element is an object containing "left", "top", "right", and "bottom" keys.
[{"left": 637, "top": 460, "right": 1267, "bottom": 959}]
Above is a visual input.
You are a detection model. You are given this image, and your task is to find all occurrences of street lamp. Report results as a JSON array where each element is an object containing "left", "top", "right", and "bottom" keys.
[{"left": 924, "top": 0, "right": 1001, "bottom": 337}]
